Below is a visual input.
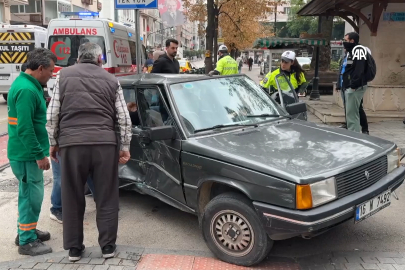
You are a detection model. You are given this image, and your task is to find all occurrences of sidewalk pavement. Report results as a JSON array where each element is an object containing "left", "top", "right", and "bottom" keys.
[{"left": 3, "top": 245, "right": 405, "bottom": 270}]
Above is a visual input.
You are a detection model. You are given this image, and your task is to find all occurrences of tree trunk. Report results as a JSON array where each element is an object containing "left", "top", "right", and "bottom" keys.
[
  {"left": 213, "top": 5, "right": 219, "bottom": 66},
  {"left": 310, "top": 16, "right": 334, "bottom": 71},
  {"left": 205, "top": 0, "right": 215, "bottom": 73}
]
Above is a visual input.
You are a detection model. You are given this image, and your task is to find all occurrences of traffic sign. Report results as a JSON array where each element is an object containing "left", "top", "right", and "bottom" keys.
[{"left": 115, "top": 0, "right": 158, "bottom": 9}]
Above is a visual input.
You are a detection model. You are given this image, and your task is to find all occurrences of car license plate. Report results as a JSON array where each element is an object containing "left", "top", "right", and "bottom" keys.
[
  {"left": 355, "top": 190, "right": 391, "bottom": 223},
  {"left": 0, "top": 76, "right": 9, "bottom": 80}
]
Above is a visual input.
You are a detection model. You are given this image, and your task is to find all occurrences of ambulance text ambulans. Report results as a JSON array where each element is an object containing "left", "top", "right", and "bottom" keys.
[
  {"left": 0, "top": 24, "right": 47, "bottom": 101},
  {"left": 46, "top": 17, "right": 147, "bottom": 95}
]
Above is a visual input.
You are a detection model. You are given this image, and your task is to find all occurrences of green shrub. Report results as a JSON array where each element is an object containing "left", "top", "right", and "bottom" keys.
[
  {"left": 302, "top": 64, "right": 310, "bottom": 70},
  {"left": 330, "top": 61, "right": 340, "bottom": 70}
]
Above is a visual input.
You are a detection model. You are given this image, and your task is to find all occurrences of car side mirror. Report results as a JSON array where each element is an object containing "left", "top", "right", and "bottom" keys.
[
  {"left": 285, "top": 102, "right": 307, "bottom": 115},
  {"left": 139, "top": 126, "right": 175, "bottom": 143}
]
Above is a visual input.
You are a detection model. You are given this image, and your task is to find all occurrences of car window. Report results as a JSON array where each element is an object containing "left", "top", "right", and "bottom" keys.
[
  {"left": 122, "top": 87, "right": 138, "bottom": 126},
  {"left": 136, "top": 87, "right": 171, "bottom": 128},
  {"left": 169, "top": 76, "right": 287, "bottom": 134}
]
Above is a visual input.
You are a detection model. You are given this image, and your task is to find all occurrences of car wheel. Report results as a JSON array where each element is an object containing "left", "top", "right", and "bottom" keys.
[
  {"left": 3, "top": 94, "right": 7, "bottom": 102},
  {"left": 201, "top": 192, "right": 273, "bottom": 266}
]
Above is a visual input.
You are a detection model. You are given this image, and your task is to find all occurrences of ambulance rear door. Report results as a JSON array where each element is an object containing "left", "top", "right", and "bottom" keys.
[{"left": 47, "top": 19, "right": 108, "bottom": 90}]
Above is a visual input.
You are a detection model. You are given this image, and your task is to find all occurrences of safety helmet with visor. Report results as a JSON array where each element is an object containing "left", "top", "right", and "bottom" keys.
[
  {"left": 281, "top": 50, "right": 296, "bottom": 63},
  {"left": 218, "top": 44, "right": 228, "bottom": 54}
]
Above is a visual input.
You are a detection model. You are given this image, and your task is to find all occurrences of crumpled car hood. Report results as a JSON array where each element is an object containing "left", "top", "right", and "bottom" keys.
[{"left": 182, "top": 120, "right": 395, "bottom": 184}]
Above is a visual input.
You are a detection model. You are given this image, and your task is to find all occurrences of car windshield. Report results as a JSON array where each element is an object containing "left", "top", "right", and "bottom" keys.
[{"left": 169, "top": 76, "right": 287, "bottom": 135}]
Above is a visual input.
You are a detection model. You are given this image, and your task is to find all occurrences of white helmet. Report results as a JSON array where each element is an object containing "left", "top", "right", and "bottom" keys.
[{"left": 218, "top": 45, "right": 228, "bottom": 53}]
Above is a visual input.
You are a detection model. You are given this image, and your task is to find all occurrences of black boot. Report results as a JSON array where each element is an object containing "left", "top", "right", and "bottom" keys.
[
  {"left": 18, "top": 239, "right": 52, "bottom": 256},
  {"left": 15, "top": 229, "right": 51, "bottom": 246}
]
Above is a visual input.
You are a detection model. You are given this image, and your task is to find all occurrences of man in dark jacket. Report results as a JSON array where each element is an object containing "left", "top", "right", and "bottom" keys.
[
  {"left": 151, "top": 39, "right": 180, "bottom": 74},
  {"left": 46, "top": 42, "right": 132, "bottom": 262},
  {"left": 336, "top": 50, "right": 369, "bottom": 134},
  {"left": 341, "top": 32, "right": 369, "bottom": 133}
]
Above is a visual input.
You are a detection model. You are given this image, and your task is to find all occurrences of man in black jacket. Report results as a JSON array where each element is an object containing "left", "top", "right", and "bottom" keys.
[
  {"left": 341, "top": 32, "right": 369, "bottom": 133},
  {"left": 151, "top": 39, "right": 180, "bottom": 74},
  {"left": 336, "top": 50, "right": 369, "bottom": 134}
]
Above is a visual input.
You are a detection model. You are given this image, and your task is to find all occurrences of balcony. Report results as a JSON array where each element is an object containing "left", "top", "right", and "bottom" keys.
[{"left": 140, "top": 9, "right": 160, "bottom": 20}]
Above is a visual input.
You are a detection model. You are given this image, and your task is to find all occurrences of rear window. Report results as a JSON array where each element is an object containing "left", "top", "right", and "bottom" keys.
[
  {"left": 0, "top": 31, "right": 35, "bottom": 64},
  {"left": 48, "top": 35, "right": 107, "bottom": 67}
]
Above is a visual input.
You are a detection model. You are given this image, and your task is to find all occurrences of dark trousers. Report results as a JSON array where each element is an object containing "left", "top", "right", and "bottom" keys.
[
  {"left": 341, "top": 89, "right": 369, "bottom": 132},
  {"left": 60, "top": 144, "right": 119, "bottom": 250}
]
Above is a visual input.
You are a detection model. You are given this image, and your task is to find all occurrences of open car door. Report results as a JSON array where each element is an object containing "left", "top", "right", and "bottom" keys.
[{"left": 273, "top": 73, "right": 307, "bottom": 121}]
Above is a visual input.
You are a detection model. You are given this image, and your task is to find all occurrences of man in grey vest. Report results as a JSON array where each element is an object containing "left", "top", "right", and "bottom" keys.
[{"left": 46, "top": 42, "right": 132, "bottom": 262}]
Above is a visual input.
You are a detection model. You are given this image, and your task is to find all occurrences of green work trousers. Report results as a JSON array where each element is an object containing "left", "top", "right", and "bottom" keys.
[
  {"left": 345, "top": 85, "right": 367, "bottom": 133},
  {"left": 10, "top": 160, "right": 44, "bottom": 246}
]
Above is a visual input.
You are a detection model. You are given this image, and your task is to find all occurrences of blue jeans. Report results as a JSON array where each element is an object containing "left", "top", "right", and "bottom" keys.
[{"left": 50, "top": 152, "right": 95, "bottom": 212}]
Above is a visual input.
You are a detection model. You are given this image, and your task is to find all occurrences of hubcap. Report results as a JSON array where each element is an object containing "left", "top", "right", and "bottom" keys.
[{"left": 210, "top": 210, "right": 254, "bottom": 257}]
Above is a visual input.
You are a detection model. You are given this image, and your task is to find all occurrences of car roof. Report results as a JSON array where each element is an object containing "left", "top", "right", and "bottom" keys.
[{"left": 118, "top": 73, "right": 210, "bottom": 87}]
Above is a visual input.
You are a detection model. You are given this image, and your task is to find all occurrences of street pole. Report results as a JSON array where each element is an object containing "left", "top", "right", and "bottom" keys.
[
  {"left": 161, "top": 22, "right": 163, "bottom": 50},
  {"left": 135, "top": 9, "right": 142, "bottom": 74},
  {"left": 309, "top": 16, "right": 322, "bottom": 101},
  {"left": 114, "top": 9, "right": 119, "bottom": 22}
]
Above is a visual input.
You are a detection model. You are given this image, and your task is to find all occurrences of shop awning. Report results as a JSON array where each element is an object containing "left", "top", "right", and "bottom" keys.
[{"left": 255, "top": 38, "right": 329, "bottom": 48}]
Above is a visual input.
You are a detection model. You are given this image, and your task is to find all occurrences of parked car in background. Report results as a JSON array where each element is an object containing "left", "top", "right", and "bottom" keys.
[{"left": 118, "top": 73, "right": 405, "bottom": 267}]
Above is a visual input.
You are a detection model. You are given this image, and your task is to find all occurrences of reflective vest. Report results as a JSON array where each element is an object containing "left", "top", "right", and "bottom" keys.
[
  {"left": 215, "top": 55, "right": 239, "bottom": 75},
  {"left": 260, "top": 68, "right": 306, "bottom": 91}
]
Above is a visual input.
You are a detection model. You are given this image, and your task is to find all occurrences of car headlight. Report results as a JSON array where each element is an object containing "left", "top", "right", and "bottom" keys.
[
  {"left": 387, "top": 148, "right": 400, "bottom": 174},
  {"left": 296, "top": 177, "right": 337, "bottom": 210}
]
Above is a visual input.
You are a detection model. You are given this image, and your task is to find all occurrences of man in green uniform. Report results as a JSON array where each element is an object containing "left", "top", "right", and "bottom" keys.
[
  {"left": 8, "top": 48, "right": 57, "bottom": 256},
  {"left": 209, "top": 45, "right": 238, "bottom": 76}
]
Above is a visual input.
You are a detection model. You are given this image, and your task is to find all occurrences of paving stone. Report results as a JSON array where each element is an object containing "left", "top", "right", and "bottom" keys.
[
  {"left": 61, "top": 265, "right": 79, "bottom": 270},
  {"left": 344, "top": 263, "right": 364, "bottom": 270},
  {"left": 76, "top": 265, "right": 95, "bottom": 270},
  {"left": 46, "top": 258, "right": 64, "bottom": 264},
  {"left": 107, "top": 266, "right": 123, "bottom": 270},
  {"left": 34, "top": 263, "right": 52, "bottom": 270},
  {"left": 103, "top": 259, "right": 121, "bottom": 266},
  {"left": 92, "top": 266, "right": 108, "bottom": 270},
  {"left": 47, "top": 264, "right": 66, "bottom": 270},
  {"left": 332, "top": 263, "right": 347, "bottom": 270},
  {"left": 117, "top": 261, "right": 134, "bottom": 267},
  {"left": 19, "top": 262, "right": 37, "bottom": 269},
  {"left": 88, "top": 259, "right": 104, "bottom": 266},
  {"left": 362, "top": 264, "right": 379, "bottom": 270},
  {"left": 394, "top": 259, "right": 405, "bottom": 265},
  {"left": 122, "top": 268, "right": 136, "bottom": 270},
  {"left": 88, "top": 252, "right": 102, "bottom": 259},
  {"left": 393, "top": 265, "right": 405, "bottom": 270},
  {"left": 377, "top": 265, "right": 395, "bottom": 270},
  {"left": 346, "top": 257, "right": 364, "bottom": 264},
  {"left": 332, "top": 258, "right": 349, "bottom": 264},
  {"left": 373, "top": 253, "right": 402, "bottom": 258},
  {"left": 363, "top": 258, "right": 380, "bottom": 264},
  {"left": 73, "top": 258, "right": 91, "bottom": 264},
  {"left": 7, "top": 263, "right": 22, "bottom": 268},
  {"left": 59, "top": 259, "right": 73, "bottom": 265},
  {"left": 378, "top": 258, "right": 396, "bottom": 264}
]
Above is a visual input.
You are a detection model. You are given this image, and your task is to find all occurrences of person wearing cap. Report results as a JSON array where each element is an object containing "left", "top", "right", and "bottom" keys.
[
  {"left": 208, "top": 45, "right": 238, "bottom": 76},
  {"left": 260, "top": 50, "right": 306, "bottom": 102}
]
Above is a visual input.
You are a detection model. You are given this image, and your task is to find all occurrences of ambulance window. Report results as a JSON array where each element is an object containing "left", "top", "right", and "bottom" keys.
[
  {"left": 41, "top": 43, "right": 45, "bottom": 48},
  {"left": 48, "top": 35, "right": 107, "bottom": 67}
]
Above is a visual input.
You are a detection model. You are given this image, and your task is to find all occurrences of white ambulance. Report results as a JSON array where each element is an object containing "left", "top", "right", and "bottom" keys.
[
  {"left": 0, "top": 24, "right": 47, "bottom": 101},
  {"left": 46, "top": 17, "right": 147, "bottom": 94}
]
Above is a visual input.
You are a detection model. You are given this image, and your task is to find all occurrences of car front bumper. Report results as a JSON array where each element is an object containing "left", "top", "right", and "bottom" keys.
[{"left": 253, "top": 166, "right": 405, "bottom": 241}]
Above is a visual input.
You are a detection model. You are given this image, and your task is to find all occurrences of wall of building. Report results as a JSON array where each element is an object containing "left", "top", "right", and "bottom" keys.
[{"left": 359, "top": 3, "right": 405, "bottom": 111}]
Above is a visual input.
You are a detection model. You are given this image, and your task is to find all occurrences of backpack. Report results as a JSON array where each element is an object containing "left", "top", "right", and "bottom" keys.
[{"left": 365, "top": 52, "right": 376, "bottom": 82}]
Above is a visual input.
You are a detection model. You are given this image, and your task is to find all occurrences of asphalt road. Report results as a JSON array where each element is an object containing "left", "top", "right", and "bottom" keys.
[{"left": 1, "top": 64, "right": 405, "bottom": 262}]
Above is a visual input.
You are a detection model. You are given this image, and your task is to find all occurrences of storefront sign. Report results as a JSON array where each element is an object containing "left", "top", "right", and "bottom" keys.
[
  {"left": 383, "top": 12, "right": 405, "bottom": 21},
  {"left": 52, "top": 28, "right": 98, "bottom": 35}
]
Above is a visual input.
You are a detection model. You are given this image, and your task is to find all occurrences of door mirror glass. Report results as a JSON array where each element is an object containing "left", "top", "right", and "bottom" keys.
[
  {"left": 140, "top": 126, "right": 175, "bottom": 143},
  {"left": 285, "top": 102, "right": 307, "bottom": 115}
]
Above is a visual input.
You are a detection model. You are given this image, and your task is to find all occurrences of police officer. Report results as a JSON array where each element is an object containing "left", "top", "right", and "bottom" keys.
[{"left": 209, "top": 45, "right": 238, "bottom": 76}]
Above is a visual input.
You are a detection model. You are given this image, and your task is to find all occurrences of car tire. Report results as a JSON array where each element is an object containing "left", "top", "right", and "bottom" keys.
[
  {"left": 3, "top": 94, "right": 7, "bottom": 102},
  {"left": 201, "top": 192, "right": 273, "bottom": 266}
]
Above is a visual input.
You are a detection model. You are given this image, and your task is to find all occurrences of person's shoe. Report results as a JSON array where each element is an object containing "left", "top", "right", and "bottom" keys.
[
  {"left": 362, "top": 131, "right": 369, "bottom": 135},
  {"left": 339, "top": 123, "right": 347, "bottom": 128},
  {"left": 15, "top": 230, "right": 51, "bottom": 246},
  {"left": 69, "top": 245, "right": 85, "bottom": 262},
  {"left": 102, "top": 245, "right": 116, "bottom": 258},
  {"left": 18, "top": 239, "right": 52, "bottom": 256},
  {"left": 50, "top": 209, "right": 63, "bottom": 224}
]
